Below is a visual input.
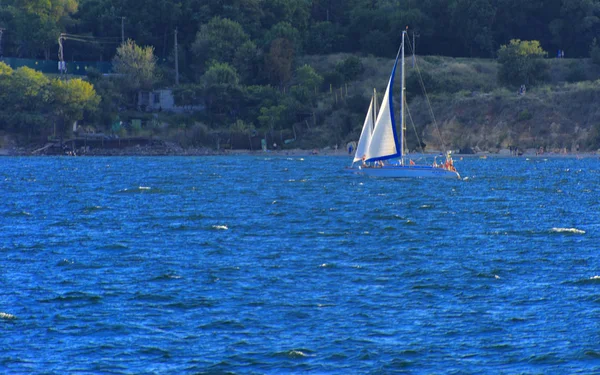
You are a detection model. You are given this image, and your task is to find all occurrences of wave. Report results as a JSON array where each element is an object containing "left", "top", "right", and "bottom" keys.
[
  {"left": 81, "top": 205, "right": 104, "bottom": 213},
  {"left": 584, "top": 350, "right": 600, "bottom": 358},
  {"left": 151, "top": 273, "right": 182, "bottom": 281},
  {"left": 199, "top": 319, "right": 245, "bottom": 330},
  {"left": 41, "top": 292, "right": 102, "bottom": 304},
  {"left": 117, "top": 186, "right": 163, "bottom": 194},
  {"left": 212, "top": 225, "right": 228, "bottom": 230},
  {"left": 4, "top": 210, "right": 32, "bottom": 217},
  {"left": 274, "top": 349, "right": 315, "bottom": 358},
  {"left": 139, "top": 346, "right": 171, "bottom": 358},
  {"left": 98, "top": 242, "right": 129, "bottom": 250},
  {"left": 0, "top": 312, "right": 16, "bottom": 320},
  {"left": 550, "top": 227, "right": 585, "bottom": 234}
]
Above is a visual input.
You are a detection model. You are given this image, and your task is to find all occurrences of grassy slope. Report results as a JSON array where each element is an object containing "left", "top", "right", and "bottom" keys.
[{"left": 302, "top": 54, "right": 600, "bottom": 152}]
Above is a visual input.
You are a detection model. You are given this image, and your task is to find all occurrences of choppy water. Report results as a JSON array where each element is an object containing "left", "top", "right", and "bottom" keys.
[{"left": 2, "top": 155, "right": 600, "bottom": 373}]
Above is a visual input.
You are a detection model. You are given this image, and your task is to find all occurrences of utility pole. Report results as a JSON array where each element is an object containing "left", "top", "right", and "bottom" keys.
[
  {"left": 120, "top": 17, "right": 126, "bottom": 44},
  {"left": 174, "top": 27, "right": 179, "bottom": 85},
  {"left": 0, "top": 28, "right": 5, "bottom": 58},
  {"left": 58, "top": 33, "right": 66, "bottom": 78},
  {"left": 412, "top": 31, "right": 420, "bottom": 68}
]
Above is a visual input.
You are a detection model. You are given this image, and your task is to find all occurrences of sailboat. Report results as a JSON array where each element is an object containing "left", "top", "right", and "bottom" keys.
[{"left": 350, "top": 30, "right": 460, "bottom": 179}]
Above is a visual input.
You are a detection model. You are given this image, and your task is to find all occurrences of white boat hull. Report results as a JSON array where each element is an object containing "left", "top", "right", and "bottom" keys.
[{"left": 352, "top": 165, "right": 460, "bottom": 179}]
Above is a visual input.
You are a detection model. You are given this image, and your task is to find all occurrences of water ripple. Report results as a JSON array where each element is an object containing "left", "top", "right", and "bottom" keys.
[{"left": 1, "top": 155, "right": 599, "bottom": 373}]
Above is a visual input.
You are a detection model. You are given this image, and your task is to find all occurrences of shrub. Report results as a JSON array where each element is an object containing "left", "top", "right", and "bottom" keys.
[
  {"left": 497, "top": 39, "right": 548, "bottom": 86},
  {"left": 566, "top": 62, "right": 586, "bottom": 83},
  {"left": 518, "top": 109, "right": 532, "bottom": 121},
  {"left": 322, "top": 70, "right": 344, "bottom": 90},
  {"left": 406, "top": 71, "right": 438, "bottom": 96},
  {"left": 335, "top": 56, "right": 364, "bottom": 82}
]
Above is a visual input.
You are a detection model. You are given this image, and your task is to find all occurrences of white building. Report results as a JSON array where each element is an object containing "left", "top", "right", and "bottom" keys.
[{"left": 138, "top": 89, "right": 204, "bottom": 113}]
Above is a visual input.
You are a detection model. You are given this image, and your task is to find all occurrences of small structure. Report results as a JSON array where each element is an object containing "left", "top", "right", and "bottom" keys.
[{"left": 137, "top": 89, "right": 204, "bottom": 113}]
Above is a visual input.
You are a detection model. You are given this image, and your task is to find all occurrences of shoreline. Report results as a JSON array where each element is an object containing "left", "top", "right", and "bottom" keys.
[
  {"left": 0, "top": 142, "right": 598, "bottom": 158},
  {"left": 1, "top": 149, "right": 598, "bottom": 159}
]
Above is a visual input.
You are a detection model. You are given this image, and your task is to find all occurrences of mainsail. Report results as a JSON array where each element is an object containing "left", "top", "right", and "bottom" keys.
[{"left": 364, "top": 53, "right": 402, "bottom": 162}]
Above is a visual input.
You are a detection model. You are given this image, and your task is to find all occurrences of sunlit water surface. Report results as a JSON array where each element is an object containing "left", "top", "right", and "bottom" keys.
[{"left": 2, "top": 155, "right": 600, "bottom": 373}]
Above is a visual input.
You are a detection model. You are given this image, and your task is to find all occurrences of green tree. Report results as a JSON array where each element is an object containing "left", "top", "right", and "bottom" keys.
[
  {"left": 550, "top": 0, "right": 600, "bottom": 57},
  {"left": 203, "top": 61, "right": 240, "bottom": 86},
  {"left": 201, "top": 62, "right": 243, "bottom": 120},
  {"left": 257, "top": 104, "right": 286, "bottom": 132},
  {"left": 0, "top": 63, "right": 14, "bottom": 125},
  {"left": 295, "top": 64, "right": 323, "bottom": 91},
  {"left": 261, "top": 0, "right": 311, "bottom": 31},
  {"left": 86, "top": 70, "right": 125, "bottom": 130},
  {"left": 335, "top": 56, "right": 364, "bottom": 82},
  {"left": 233, "top": 40, "right": 260, "bottom": 84},
  {"left": 0, "top": 62, "right": 12, "bottom": 76},
  {"left": 3, "top": 0, "right": 78, "bottom": 58},
  {"left": 50, "top": 78, "right": 100, "bottom": 134},
  {"left": 172, "top": 84, "right": 203, "bottom": 109},
  {"left": 263, "top": 21, "right": 301, "bottom": 51},
  {"left": 240, "top": 84, "right": 279, "bottom": 123},
  {"left": 0, "top": 66, "right": 50, "bottom": 136},
  {"left": 450, "top": 0, "right": 496, "bottom": 57},
  {"left": 265, "top": 37, "right": 294, "bottom": 88},
  {"left": 191, "top": 17, "right": 250, "bottom": 74},
  {"left": 112, "top": 39, "right": 158, "bottom": 105},
  {"left": 9, "top": 67, "right": 50, "bottom": 111},
  {"left": 497, "top": 39, "right": 548, "bottom": 86},
  {"left": 305, "top": 21, "right": 347, "bottom": 54}
]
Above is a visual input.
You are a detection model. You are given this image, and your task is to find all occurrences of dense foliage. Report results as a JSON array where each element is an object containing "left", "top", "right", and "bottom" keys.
[
  {"left": 497, "top": 39, "right": 548, "bottom": 86},
  {"left": 0, "top": 62, "right": 99, "bottom": 140},
  {"left": 1, "top": 0, "right": 600, "bottom": 149},
  {"left": 2, "top": 0, "right": 597, "bottom": 62}
]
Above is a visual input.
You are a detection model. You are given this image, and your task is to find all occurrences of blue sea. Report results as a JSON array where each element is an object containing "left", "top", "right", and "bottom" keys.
[{"left": 2, "top": 155, "right": 600, "bottom": 374}]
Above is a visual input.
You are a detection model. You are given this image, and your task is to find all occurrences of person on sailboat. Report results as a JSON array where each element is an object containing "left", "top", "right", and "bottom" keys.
[{"left": 444, "top": 151, "right": 456, "bottom": 172}]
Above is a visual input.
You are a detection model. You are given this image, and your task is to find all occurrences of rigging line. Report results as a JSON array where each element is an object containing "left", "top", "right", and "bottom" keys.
[
  {"left": 405, "top": 96, "right": 426, "bottom": 155},
  {"left": 63, "top": 37, "right": 121, "bottom": 44},
  {"left": 63, "top": 33, "right": 118, "bottom": 38},
  {"left": 63, "top": 34, "right": 121, "bottom": 41},
  {"left": 405, "top": 36, "right": 448, "bottom": 153}
]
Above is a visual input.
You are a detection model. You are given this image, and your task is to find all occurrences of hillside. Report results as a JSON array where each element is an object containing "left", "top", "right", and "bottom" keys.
[{"left": 303, "top": 53, "right": 600, "bottom": 153}]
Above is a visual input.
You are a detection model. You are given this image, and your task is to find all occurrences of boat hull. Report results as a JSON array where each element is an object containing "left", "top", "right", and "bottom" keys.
[{"left": 352, "top": 165, "right": 460, "bottom": 179}]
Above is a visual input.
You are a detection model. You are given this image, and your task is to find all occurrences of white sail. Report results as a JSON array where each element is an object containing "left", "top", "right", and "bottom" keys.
[
  {"left": 353, "top": 96, "right": 375, "bottom": 163},
  {"left": 346, "top": 30, "right": 460, "bottom": 179},
  {"left": 365, "top": 73, "right": 400, "bottom": 161}
]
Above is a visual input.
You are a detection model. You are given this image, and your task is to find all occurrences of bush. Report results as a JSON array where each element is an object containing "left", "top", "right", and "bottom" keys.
[
  {"left": 497, "top": 39, "right": 548, "bottom": 86},
  {"left": 518, "top": 109, "right": 532, "bottom": 121},
  {"left": 406, "top": 70, "right": 438, "bottom": 96},
  {"left": 322, "top": 70, "right": 344, "bottom": 90},
  {"left": 335, "top": 56, "right": 364, "bottom": 82},
  {"left": 566, "top": 62, "right": 586, "bottom": 83}
]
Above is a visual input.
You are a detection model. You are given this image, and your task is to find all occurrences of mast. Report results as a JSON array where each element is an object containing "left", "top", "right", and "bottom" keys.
[
  {"left": 373, "top": 88, "right": 377, "bottom": 132},
  {"left": 400, "top": 30, "right": 406, "bottom": 163}
]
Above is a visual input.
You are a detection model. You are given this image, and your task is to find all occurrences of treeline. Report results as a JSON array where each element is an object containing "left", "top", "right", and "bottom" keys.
[
  {"left": 1, "top": 0, "right": 600, "bottom": 148},
  {"left": 2, "top": 0, "right": 600, "bottom": 62}
]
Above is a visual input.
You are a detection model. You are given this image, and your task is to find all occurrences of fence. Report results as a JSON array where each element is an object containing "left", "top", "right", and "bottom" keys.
[{"left": 0, "top": 57, "right": 112, "bottom": 75}]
